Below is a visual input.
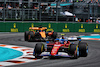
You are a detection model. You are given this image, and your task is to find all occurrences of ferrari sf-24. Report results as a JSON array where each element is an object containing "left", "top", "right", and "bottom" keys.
[{"left": 33, "top": 36, "right": 88, "bottom": 59}]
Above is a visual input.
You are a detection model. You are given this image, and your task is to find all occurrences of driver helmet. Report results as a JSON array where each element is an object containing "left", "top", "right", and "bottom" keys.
[
  {"left": 54, "top": 38, "right": 59, "bottom": 42},
  {"left": 62, "top": 36, "right": 64, "bottom": 39},
  {"left": 59, "top": 39, "right": 64, "bottom": 44}
]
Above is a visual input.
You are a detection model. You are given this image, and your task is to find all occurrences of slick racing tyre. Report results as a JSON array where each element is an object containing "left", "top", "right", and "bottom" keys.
[
  {"left": 24, "top": 31, "right": 29, "bottom": 41},
  {"left": 34, "top": 43, "right": 45, "bottom": 59},
  {"left": 28, "top": 31, "right": 34, "bottom": 42},
  {"left": 69, "top": 44, "right": 79, "bottom": 59},
  {"left": 79, "top": 42, "right": 88, "bottom": 57}
]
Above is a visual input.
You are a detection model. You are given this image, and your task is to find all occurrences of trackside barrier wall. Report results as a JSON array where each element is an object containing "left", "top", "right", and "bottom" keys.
[{"left": 0, "top": 22, "right": 100, "bottom": 32}]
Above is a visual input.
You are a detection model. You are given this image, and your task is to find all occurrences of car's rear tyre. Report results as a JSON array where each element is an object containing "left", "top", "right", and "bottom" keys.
[
  {"left": 28, "top": 31, "right": 34, "bottom": 42},
  {"left": 69, "top": 44, "right": 79, "bottom": 59},
  {"left": 24, "top": 31, "right": 29, "bottom": 41},
  {"left": 34, "top": 43, "right": 45, "bottom": 59},
  {"left": 79, "top": 42, "right": 88, "bottom": 57}
]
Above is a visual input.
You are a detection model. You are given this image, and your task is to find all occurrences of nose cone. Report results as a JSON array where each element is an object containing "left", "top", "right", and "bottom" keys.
[
  {"left": 51, "top": 45, "right": 61, "bottom": 56},
  {"left": 51, "top": 52, "right": 57, "bottom": 56}
]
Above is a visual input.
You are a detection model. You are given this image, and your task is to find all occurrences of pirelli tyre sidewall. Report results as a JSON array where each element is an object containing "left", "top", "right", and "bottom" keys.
[
  {"left": 69, "top": 44, "right": 79, "bottom": 59},
  {"left": 34, "top": 43, "right": 45, "bottom": 59},
  {"left": 24, "top": 31, "right": 29, "bottom": 41},
  {"left": 28, "top": 31, "right": 34, "bottom": 42},
  {"left": 79, "top": 42, "right": 88, "bottom": 57}
]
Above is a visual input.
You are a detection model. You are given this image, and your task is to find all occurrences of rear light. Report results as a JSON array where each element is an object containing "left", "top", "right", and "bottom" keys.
[
  {"left": 74, "top": 16, "right": 76, "bottom": 17},
  {"left": 74, "top": 14, "right": 76, "bottom": 17}
]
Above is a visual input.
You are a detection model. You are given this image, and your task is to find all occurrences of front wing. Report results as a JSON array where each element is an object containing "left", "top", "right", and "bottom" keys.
[{"left": 37, "top": 52, "right": 73, "bottom": 57}]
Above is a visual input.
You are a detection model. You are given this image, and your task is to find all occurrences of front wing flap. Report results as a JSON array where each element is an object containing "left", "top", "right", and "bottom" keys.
[{"left": 39, "top": 52, "right": 72, "bottom": 57}]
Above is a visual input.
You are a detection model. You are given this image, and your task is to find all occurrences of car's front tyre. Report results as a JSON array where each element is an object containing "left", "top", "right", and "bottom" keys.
[
  {"left": 69, "top": 44, "right": 79, "bottom": 59},
  {"left": 34, "top": 43, "right": 45, "bottom": 59}
]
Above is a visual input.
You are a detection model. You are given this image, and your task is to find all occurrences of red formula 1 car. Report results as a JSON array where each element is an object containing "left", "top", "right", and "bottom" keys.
[{"left": 33, "top": 37, "right": 88, "bottom": 59}]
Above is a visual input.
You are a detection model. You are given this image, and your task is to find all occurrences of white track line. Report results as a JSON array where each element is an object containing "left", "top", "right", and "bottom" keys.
[{"left": 78, "top": 34, "right": 100, "bottom": 41}]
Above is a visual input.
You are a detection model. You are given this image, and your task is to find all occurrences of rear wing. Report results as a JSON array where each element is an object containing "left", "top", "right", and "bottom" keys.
[{"left": 29, "top": 27, "right": 47, "bottom": 31}]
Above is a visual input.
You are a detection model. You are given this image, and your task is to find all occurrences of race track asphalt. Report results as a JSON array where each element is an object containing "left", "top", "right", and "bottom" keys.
[{"left": 0, "top": 32, "right": 100, "bottom": 67}]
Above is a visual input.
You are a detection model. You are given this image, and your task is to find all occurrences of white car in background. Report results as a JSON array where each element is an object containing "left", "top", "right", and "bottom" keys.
[{"left": 45, "top": 6, "right": 76, "bottom": 21}]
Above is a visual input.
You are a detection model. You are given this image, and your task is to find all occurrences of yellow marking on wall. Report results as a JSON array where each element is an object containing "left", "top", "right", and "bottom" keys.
[
  {"left": 63, "top": 29, "right": 70, "bottom": 32},
  {"left": 65, "top": 24, "right": 67, "bottom": 28},
  {"left": 46, "top": 29, "right": 53, "bottom": 32},
  {"left": 79, "top": 29, "right": 85, "bottom": 32},
  {"left": 96, "top": 24, "right": 98, "bottom": 29},
  {"left": 94, "top": 29, "right": 100, "bottom": 32},
  {"left": 11, "top": 28, "right": 18, "bottom": 32},
  {"left": 81, "top": 24, "right": 83, "bottom": 28},
  {"left": 13, "top": 23, "right": 16, "bottom": 28},
  {"left": 31, "top": 23, "right": 34, "bottom": 27},
  {"left": 11, "top": 23, "right": 18, "bottom": 32},
  {"left": 48, "top": 23, "right": 51, "bottom": 28}
]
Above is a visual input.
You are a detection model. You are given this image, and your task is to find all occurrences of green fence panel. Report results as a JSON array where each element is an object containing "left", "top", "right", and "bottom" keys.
[
  {"left": 52, "top": 23, "right": 58, "bottom": 32},
  {"left": 6, "top": 22, "right": 24, "bottom": 32},
  {"left": 56, "top": 23, "right": 64, "bottom": 32},
  {"left": 17, "top": 23, "right": 24, "bottom": 32},
  {"left": 1, "top": 22, "right": 100, "bottom": 32},
  {"left": 78, "top": 23, "right": 88, "bottom": 32},
  {"left": 74, "top": 23, "right": 100, "bottom": 32},
  {"left": 5, "top": 23, "right": 14, "bottom": 32},
  {"left": 23, "top": 23, "right": 32, "bottom": 32},
  {"left": 85, "top": 24, "right": 95, "bottom": 32},
  {"left": 67, "top": 23, "right": 75, "bottom": 32},
  {"left": 0, "top": 23, "right": 6, "bottom": 32},
  {"left": 73, "top": 23, "right": 80, "bottom": 32},
  {"left": 47, "top": 23, "right": 57, "bottom": 32},
  {"left": 56, "top": 23, "right": 74, "bottom": 32}
]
